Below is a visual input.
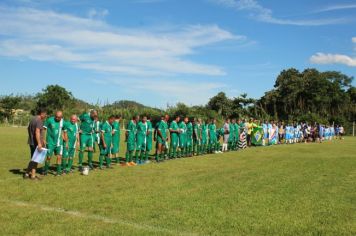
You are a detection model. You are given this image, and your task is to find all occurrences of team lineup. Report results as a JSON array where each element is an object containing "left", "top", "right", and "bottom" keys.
[{"left": 24, "top": 109, "right": 344, "bottom": 179}]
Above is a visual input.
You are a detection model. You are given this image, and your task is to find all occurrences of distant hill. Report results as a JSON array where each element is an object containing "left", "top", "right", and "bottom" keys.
[{"left": 104, "top": 100, "right": 162, "bottom": 112}]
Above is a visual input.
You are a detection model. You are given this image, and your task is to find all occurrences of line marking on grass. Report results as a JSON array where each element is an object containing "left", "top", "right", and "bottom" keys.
[{"left": 3, "top": 199, "right": 199, "bottom": 236}]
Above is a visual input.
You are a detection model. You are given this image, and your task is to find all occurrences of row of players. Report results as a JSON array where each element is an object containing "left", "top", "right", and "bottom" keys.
[{"left": 24, "top": 109, "right": 342, "bottom": 179}]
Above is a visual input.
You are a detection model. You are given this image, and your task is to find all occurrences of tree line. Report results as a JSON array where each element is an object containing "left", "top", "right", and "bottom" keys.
[{"left": 1, "top": 68, "right": 355, "bottom": 132}]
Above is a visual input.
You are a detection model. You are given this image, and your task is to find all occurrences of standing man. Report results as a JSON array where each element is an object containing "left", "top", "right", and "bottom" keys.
[
  {"left": 193, "top": 118, "right": 202, "bottom": 156},
  {"left": 222, "top": 118, "right": 230, "bottom": 152},
  {"left": 185, "top": 117, "right": 194, "bottom": 157},
  {"left": 208, "top": 119, "right": 218, "bottom": 154},
  {"left": 232, "top": 119, "right": 239, "bottom": 150},
  {"left": 112, "top": 115, "right": 121, "bottom": 164},
  {"left": 169, "top": 115, "right": 180, "bottom": 159},
  {"left": 145, "top": 115, "right": 153, "bottom": 163},
  {"left": 156, "top": 114, "right": 169, "bottom": 162},
  {"left": 124, "top": 115, "right": 139, "bottom": 166},
  {"left": 201, "top": 120, "right": 208, "bottom": 155},
  {"left": 62, "top": 115, "right": 79, "bottom": 174},
  {"left": 99, "top": 115, "right": 115, "bottom": 169},
  {"left": 136, "top": 115, "right": 148, "bottom": 164},
  {"left": 78, "top": 110, "right": 97, "bottom": 170},
  {"left": 43, "top": 110, "right": 64, "bottom": 176},
  {"left": 24, "top": 108, "right": 47, "bottom": 180},
  {"left": 178, "top": 117, "right": 187, "bottom": 157}
]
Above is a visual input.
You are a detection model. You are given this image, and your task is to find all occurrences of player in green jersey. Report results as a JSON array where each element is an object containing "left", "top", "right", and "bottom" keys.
[
  {"left": 124, "top": 115, "right": 138, "bottom": 166},
  {"left": 78, "top": 110, "right": 97, "bottom": 170},
  {"left": 208, "top": 119, "right": 218, "bottom": 154},
  {"left": 99, "top": 115, "right": 115, "bottom": 169},
  {"left": 178, "top": 118, "right": 187, "bottom": 158},
  {"left": 228, "top": 119, "right": 235, "bottom": 151},
  {"left": 169, "top": 116, "right": 180, "bottom": 159},
  {"left": 185, "top": 117, "right": 194, "bottom": 157},
  {"left": 232, "top": 119, "right": 239, "bottom": 150},
  {"left": 156, "top": 114, "right": 169, "bottom": 162},
  {"left": 145, "top": 116, "right": 153, "bottom": 163},
  {"left": 93, "top": 116, "right": 100, "bottom": 153},
  {"left": 112, "top": 115, "right": 121, "bottom": 164},
  {"left": 43, "top": 110, "right": 64, "bottom": 176},
  {"left": 62, "top": 115, "right": 79, "bottom": 174},
  {"left": 201, "top": 120, "right": 208, "bottom": 155},
  {"left": 135, "top": 115, "right": 148, "bottom": 164},
  {"left": 193, "top": 118, "right": 202, "bottom": 156}
]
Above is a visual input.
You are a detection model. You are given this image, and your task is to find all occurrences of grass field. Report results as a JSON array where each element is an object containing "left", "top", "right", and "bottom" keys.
[{"left": 0, "top": 127, "right": 355, "bottom": 235}]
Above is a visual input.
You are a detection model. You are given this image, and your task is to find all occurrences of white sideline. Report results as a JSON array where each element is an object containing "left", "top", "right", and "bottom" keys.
[{"left": 3, "top": 199, "right": 199, "bottom": 236}]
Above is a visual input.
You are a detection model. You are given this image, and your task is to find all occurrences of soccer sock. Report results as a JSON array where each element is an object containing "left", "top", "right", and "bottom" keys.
[
  {"left": 88, "top": 152, "right": 93, "bottom": 168},
  {"left": 61, "top": 157, "right": 67, "bottom": 170},
  {"left": 125, "top": 151, "right": 129, "bottom": 163},
  {"left": 99, "top": 155, "right": 104, "bottom": 168},
  {"left": 140, "top": 151, "right": 145, "bottom": 162},
  {"left": 106, "top": 156, "right": 111, "bottom": 167},
  {"left": 67, "top": 157, "right": 73, "bottom": 171},
  {"left": 135, "top": 151, "right": 139, "bottom": 163},
  {"left": 145, "top": 151, "right": 149, "bottom": 161},
  {"left": 78, "top": 151, "right": 83, "bottom": 167},
  {"left": 129, "top": 151, "right": 133, "bottom": 162},
  {"left": 44, "top": 159, "right": 50, "bottom": 173},
  {"left": 155, "top": 152, "right": 159, "bottom": 161},
  {"left": 56, "top": 162, "right": 62, "bottom": 174}
]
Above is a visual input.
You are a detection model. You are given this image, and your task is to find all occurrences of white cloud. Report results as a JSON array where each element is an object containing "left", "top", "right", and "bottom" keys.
[
  {"left": 87, "top": 8, "right": 109, "bottom": 19},
  {"left": 310, "top": 53, "right": 356, "bottom": 67},
  {"left": 315, "top": 3, "right": 356, "bottom": 13},
  {"left": 0, "top": 6, "right": 243, "bottom": 76},
  {"left": 309, "top": 38, "right": 356, "bottom": 67},
  {"left": 211, "top": 0, "right": 349, "bottom": 26}
]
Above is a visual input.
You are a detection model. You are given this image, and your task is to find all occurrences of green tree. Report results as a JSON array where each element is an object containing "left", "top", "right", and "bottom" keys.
[
  {"left": 0, "top": 95, "right": 21, "bottom": 121},
  {"left": 34, "top": 85, "right": 74, "bottom": 115}
]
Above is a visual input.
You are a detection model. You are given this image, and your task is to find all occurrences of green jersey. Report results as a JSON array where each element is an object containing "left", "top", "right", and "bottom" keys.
[
  {"left": 147, "top": 120, "right": 153, "bottom": 138},
  {"left": 233, "top": 123, "right": 239, "bottom": 138},
  {"left": 79, "top": 113, "right": 94, "bottom": 134},
  {"left": 158, "top": 120, "right": 168, "bottom": 140},
  {"left": 126, "top": 120, "right": 137, "bottom": 143},
  {"left": 137, "top": 121, "right": 148, "bottom": 139},
  {"left": 63, "top": 120, "right": 79, "bottom": 148},
  {"left": 186, "top": 122, "right": 193, "bottom": 139},
  {"left": 209, "top": 123, "right": 217, "bottom": 136},
  {"left": 44, "top": 117, "right": 64, "bottom": 147},
  {"left": 178, "top": 122, "right": 187, "bottom": 136},
  {"left": 112, "top": 121, "right": 120, "bottom": 140},
  {"left": 193, "top": 123, "right": 201, "bottom": 139},
  {"left": 201, "top": 123, "right": 207, "bottom": 139},
  {"left": 169, "top": 121, "right": 179, "bottom": 140},
  {"left": 100, "top": 121, "right": 113, "bottom": 144}
]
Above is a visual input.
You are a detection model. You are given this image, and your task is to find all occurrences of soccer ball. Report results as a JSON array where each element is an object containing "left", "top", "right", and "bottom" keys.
[{"left": 82, "top": 166, "right": 89, "bottom": 176}]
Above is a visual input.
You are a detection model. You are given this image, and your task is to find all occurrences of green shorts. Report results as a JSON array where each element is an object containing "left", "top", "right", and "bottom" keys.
[
  {"left": 63, "top": 146, "right": 76, "bottom": 158},
  {"left": 111, "top": 145, "right": 119, "bottom": 154},
  {"left": 186, "top": 138, "right": 193, "bottom": 147},
  {"left": 47, "top": 145, "right": 63, "bottom": 157},
  {"left": 170, "top": 137, "right": 179, "bottom": 148},
  {"left": 136, "top": 137, "right": 146, "bottom": 151},
  {"left": 146, "top": 136, "right": 153, "bottom": 151},
  {"left": 157, "top": 136, "right": 166, "bottom": 144},
  {"left": 80, "top": 134, "right": 94, "bottom": 151},
  {"left": 127, "top": 141, "right": 136, "bottom": 152}
]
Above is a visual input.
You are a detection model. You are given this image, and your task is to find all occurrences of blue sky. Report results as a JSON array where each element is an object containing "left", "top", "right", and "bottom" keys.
[{"left": 0, "top": 0, "right": 355, "bottom": 108}]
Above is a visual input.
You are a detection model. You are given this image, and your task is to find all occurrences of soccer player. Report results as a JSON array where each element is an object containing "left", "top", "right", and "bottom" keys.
[
  {"left": 78, "top": 110, "right": 97, "bottom": 170},
  {"left": 232, "top": 119, "right": 239, "bottom": 150},
  {"left": 62, "top": 115, "right": 79, "bottom": 174},
  {"left": 99, "top": 115, "right": 115, "bottom": 169},
  {"left": 178, "top": 117, "right": 187, "bottom": 157},
  {"left": 169, "top": 115, "right": 180, "bottom": 159},
  {"left": 208, "top": 119, "right": 218, "bottom": 154},
  {"left": 228, "top": 119, "right": 235, "bottom": 151},
  {"left": 43, "top": 110, "right": 64, "bottom": 176},
  {"left": 193, "top": 118, "right": 202, "bottom": 156},
  {"left": 136, "top": 115, "right": 148, "bottom": 164},
  {"left": 145, "top": 115, "right": 153, "bottom": 163},
  {"left": 185, "top": 117, "right": 193, "bottom": 157},
  {"left": 156, "top": 115, "right": 169, "bottom": 162},
  {"left": 222, "top": 118, "right": 230, "bottom": 152},
  {"left": 124, "top": 115, "right": 139, "bottom": 166},
  {"left": 201, "top": 120, "right": 208, "bottom": 155},
  {"left": 112, "top": 115, "right": 121, "bottom": 164},
  {"left": 93, "top": 116, "right": 101, "bottom": 153}
]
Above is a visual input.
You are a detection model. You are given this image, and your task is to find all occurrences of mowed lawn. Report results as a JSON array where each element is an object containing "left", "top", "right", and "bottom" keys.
[{"left": 0, "top": 127, "right": 355, "bottom": 235}]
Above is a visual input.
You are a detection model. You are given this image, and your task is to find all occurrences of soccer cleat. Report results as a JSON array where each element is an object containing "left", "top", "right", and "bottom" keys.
[
  {"left": 129, "top": 162, "right": 137, "bottom": 166},
  {"left": 121, "top": 162, "right": 130, "bottom": 167}
]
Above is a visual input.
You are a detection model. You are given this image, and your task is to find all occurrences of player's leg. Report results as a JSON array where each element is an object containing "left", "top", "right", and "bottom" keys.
[
  {"left": 62, "top": 144, "right": 68, "bottom": 173},
  {"left": 55, "top": 146, "right": 63, "bottom": 176},
  {"left": 43, "top": 145, "right": 54, "bottom": 175}
]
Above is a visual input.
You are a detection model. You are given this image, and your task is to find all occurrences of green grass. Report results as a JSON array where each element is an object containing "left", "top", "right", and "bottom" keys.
[{"left": 0, "top": 127, "right": 355, "bottom": 235}]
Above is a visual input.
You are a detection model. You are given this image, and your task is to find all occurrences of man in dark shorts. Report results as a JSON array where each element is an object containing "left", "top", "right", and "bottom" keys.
[{"left": 24, "top": 108, "right": 47, "bottom": 180}]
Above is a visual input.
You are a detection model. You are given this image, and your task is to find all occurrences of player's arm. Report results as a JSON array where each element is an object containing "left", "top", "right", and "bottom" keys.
[
  {"left": 101, "top": 130, "right": 106, "bottom": 148},
  {"left": 36, "top": 128, "right": 43, "bottom": 150}
]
